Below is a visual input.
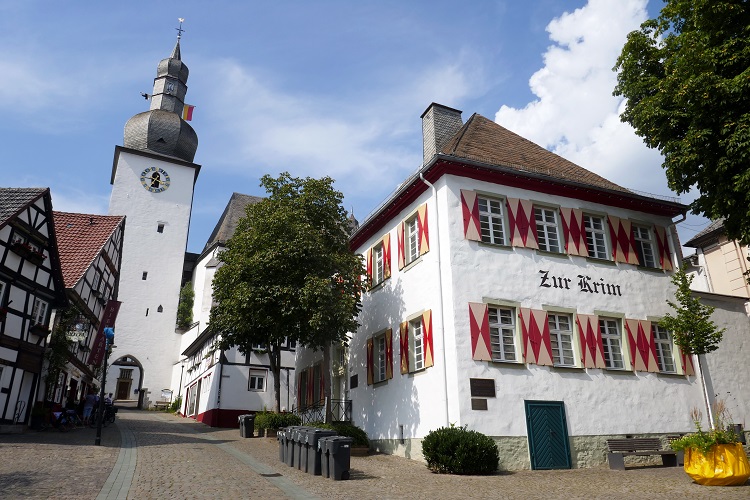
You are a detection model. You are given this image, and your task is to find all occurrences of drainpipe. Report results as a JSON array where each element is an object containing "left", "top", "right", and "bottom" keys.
[{"left": 419, "top": 173, "right": 450, "bottom": 428}]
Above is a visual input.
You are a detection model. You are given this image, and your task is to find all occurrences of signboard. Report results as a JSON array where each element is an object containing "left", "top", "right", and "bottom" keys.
[
  {"left": 87, "top": 300, "right": 122, "bottom": 366},
  {"left": 469, "top": 378, "right": 496, "bottom": 398}
]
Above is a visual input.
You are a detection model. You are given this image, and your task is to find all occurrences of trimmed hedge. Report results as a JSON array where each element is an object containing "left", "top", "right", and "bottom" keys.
[
  {"left": 421, "top": 425, "right": 499, "bottom": 475},
  {"left": 254, "top": 411, "right": 302, "bottom": 430},
  {"left": 310, "top": 422, "right": 370, "bottom": 447}
]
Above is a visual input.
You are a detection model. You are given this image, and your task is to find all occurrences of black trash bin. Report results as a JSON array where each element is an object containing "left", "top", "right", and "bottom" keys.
[
  {"left": 238, "top": 414, "right": 254, "bottom": 438},
  {"left": 319, "top": 436, "right": 333, "bottom": 479},
  {"left": 285, "top": 427, "right": 300, "bottom": 467},
  {"left": 294, "top": 427, "right": 307, "bottom": 470},
  {"left": 327, "top": 436, "right": 353, "bottom": 480},
  {"left": 305, "top": 428, "right": 338, "bottom": 475}
]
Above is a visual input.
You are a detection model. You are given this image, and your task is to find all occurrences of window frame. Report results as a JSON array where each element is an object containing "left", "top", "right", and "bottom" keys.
[
  {"left": 534, "top": 206, "right": 561, "bottom": 253},
  {"left": 0, "top": 280, "right": 6, "bottom": 305},
  {"left": 488, "top": 305, "right": 517, "bottom": 362},
  {"left": 633, "top": 224, "right": 657, "bottom": 268},
  {"left": 548, "top": 313, "right": 575, "bottom": 366},
  {"left": 477, "top": 195, "right": 507, "bottom": 246},
  {"left": 30, "top": 297, "right": 48, "bottom": 326},
  {"left": 409, "top": 318, "right": 424, "bottom": 372},
  {"left": 248, "top": 369, "right": 267, "bottom": 391},
  {"left": 372, "top": 332, "right": 387, "bottom": 383},
  {"left": 652, "top": 324, "right": 676, "bottom": 373},
  {"left": 583, "top": 213, "right": 609, "bottom": 260},
  {"left": 372, "top": 242, "right": 385, "bottom": 286},
  {"left": 404, "top": 215, "right": 420, "bottom": 265},
  {"left": 599, "top": 317, "right": 624, "bottom": 369}
]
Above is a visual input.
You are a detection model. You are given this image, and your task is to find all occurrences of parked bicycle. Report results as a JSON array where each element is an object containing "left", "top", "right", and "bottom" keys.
[{"left": 89, "top": 403, "right": 117, "bottom": 427}]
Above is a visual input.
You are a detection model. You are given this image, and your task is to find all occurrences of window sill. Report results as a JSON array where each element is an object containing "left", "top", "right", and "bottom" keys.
[
  {"left": 489, "top": 359, "right": 524, "bottom": 367},
  {"left": 478, "top": 241, "right": 512, "bottom": 250},
  {"left": 536, "top": 249, "right": 568, "bottom": 259},
  {"left": 368, "top": 279, "right": 389, "bottom": 293},
  {"left": 373, "top": 379, "right": 389, "bottom": 387},
  {"left": 657, "top": 371, "right": 683, "bottom": 377},
  {"left": 551, "top": 364, "right": 583, "bottom": 371},
  {"left": 407, "top": 366, "right": 428, "bottom": 375},
  {"left": 636, "top": 265, "right": 664, "bottom": 273},
  {"left": 401, "top": 256, "right": 423, "bottom": 272},
  {"left": 585, "top": 256, "right": 616, "bottom": 266}
]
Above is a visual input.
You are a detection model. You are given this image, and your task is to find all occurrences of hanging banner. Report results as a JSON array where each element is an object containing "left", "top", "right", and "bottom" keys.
[{"left": 87, "top": 300, "right": 122, "bottom": 366}]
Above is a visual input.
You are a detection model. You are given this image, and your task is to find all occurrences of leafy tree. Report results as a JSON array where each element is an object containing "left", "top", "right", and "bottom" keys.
[
  {"left": 660, "top": 267, "right": 725, "bottom": 428},
  {"left": 176, "top": 282, "right": 194, "bottom": 329},
  {"left": 44, "top": 308, "right": 75, "bottom": 401},
  {"left": 614, "top": 1, "right": 750, "bottom": 243},
  {"left": 210, "top": 173, "right": 363, "bottom": 413}
]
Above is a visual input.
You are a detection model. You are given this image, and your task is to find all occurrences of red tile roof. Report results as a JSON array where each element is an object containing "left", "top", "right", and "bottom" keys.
[{"left": 53, "top": 212, "right": 125, "bottom": 288}]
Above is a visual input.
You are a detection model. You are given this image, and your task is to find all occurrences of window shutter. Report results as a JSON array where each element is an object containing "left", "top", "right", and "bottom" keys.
[
  {"left": 298, "top": 370, "right": 304, "bottom": 408},
  {"left": 382, "top": 234, "right": 392, "bottom": 279},
  {"left": 460, "top": 190, "right": 481, "bottom": 241},
  {"left": 625, "top": 319, "right": 658, "bottom": 372},
  {"left": 608, "top": 216, "right": 638, "bottom": 264},
  {"left": 365, "top": 248, "right": 373, "bottom": 287},
  {"left": 576, "top": 314, "right": 604, "bottom": 368},
  {"left": 307, "top": 368, "right": 315, "bottom": 403},
  {"left": 653, "top": 225, "right": 673, "bottom": 271},
  {"left": 385, "top": 328, "right": 393, "bottom": 379},
  {"left": 422, "top": 310, "right": 434, "bottom": 368},
  {"left": 366, "top": 338, "right": 374, "bottom": 385},
  {"left": 680, "top": 349, "right": 695, "bottom": 376},
  {"left": 469, "top": 302, "right": 491, "bottom": 361},
  {"left": 506, "top": 198, "right": 539, "bottom": 249},
  {"left": 397, "top": 222, "right": 406, "bottom": 270},
  {"left": 399, "top": 321, "right": 409, "bottom": 374},
  {"left": 519, "top": 308, "right": 553, "bottom": 366},
  {"left": 560, "top": 207, "right": 588, "bottom": 257},
  {"left": 417, "top": 204, "right": 429, "bottom": 255}
]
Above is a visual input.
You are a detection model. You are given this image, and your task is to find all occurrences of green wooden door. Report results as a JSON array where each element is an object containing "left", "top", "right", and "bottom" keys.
[{"left": 525, "top": 400, "right": 571, "bottom": 470}]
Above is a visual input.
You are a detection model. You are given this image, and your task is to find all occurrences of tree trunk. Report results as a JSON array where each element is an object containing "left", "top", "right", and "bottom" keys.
[
  {"left": 323, "top": 341, "right": 332, "bottom": 423},
  {"left": 268, "top": 345, "right": 281, "bottom": 413}
]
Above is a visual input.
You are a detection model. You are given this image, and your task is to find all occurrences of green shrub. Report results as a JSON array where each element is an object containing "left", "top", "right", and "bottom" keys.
[
  {"left": 169, "top": 396, "right": 182, "bottom": 413},
  {"left": 670, "top": 404, "right": 740, "bottom": 455},
  {"left": 310, "top": 422, "right": 370, "bottom": 447},
  {"left": 421, "top": 425, "right": 499, "bottom": 475},
  {"left": 254, "top": 411, "right": 302, "bottom": 430}
]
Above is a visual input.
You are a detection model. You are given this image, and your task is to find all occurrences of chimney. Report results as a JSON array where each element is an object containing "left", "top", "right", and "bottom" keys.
[{"left": 421, "top": 103, "right": 463, "bottom": 164}]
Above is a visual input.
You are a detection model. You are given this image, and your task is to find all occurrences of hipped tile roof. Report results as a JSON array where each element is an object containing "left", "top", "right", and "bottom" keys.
[
  {"left": 440, "top": 114, "right": 628, "bottom": 193},
  {"left": 53, "top": 211, "right": 125, "bottom": 288},
  {"left": 0, "top": 187, "right": 47, "bottom": 228}
]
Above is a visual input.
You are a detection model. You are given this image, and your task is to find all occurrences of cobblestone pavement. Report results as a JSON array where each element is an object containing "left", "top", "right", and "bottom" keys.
[{"left": 2, "top": 409, "right": 749, "bottom": 499}]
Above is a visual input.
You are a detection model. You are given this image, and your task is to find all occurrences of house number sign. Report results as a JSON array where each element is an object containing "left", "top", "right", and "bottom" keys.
[{"left": 538, "top": 270, "right": 623, "bottom": 297}]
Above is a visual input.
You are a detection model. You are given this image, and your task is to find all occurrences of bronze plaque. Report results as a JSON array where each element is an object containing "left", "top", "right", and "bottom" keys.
[
  {"left": 471, "top": 398, "right": 488, "bottom": 411},
  {"left": 470, "top": 378, "right": 496, "bottom": 398}
]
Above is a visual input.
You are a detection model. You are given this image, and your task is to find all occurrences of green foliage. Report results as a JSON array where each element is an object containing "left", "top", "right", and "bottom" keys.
[
  {"left": 176, "top": 283, "right": 194, "bottom": 329},
  {"left": 671, "top": 404, "right": 739, "bottom": 455},
  {"left": 210, "top": 173, "right": 364, "bottom": 410},
  {"left": 421, "top": 425, "right": 499, "bottom": 475},
  {"left": 169, "top": 395, "right": 182, "bottom": 413},
  {"left": 254, "top": 410, "right": 302, "bottom": 430},
  {"left": 309, "top": 422, "right": 370, "bottom": 447},
  {"left": 614, "top": 1, "right": 750, "bottom": 243},
  {"left": 660, "top": 267, "right": 725, "bottom": 355},
  {"left": 44, "top": 308, "right": 76, "bottom": 400}
]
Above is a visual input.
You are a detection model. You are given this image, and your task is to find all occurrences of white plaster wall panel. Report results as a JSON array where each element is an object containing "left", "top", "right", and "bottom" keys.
[
  {"left": 0, "top": 225, "right": 10, "bottom": 240},
  {"left": 4, "top": 253, "right": 20, "bottom": 272},
  {"left": 108, "top": 150, "right": 195, "bottom": 395},
  {"left": 0, "top": 346, "right": 17, "bottom": 362}
]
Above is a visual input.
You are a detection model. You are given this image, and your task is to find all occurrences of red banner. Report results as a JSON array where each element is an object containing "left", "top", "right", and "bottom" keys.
[{"left": 87, "top": 300, "right": 122, "bottom": 366}]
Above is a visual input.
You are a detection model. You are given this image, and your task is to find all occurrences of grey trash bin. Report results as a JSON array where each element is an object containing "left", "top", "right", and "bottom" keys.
[
  {"left": 278, "top": 427, "right": 287, "bottom": 462},
  {"left": 319, "top": 436, "right": 333, "bottom": 479},
  {"left": 294, "top": 427, "right": 307, "bottom": 470},
  {"left": 238, "top": 414, "right": 254, "bottom": 438},
  {"left": 285, "top": 427, "right": 299, "bottom": 467},
  {"left": 327, "top": 436, "right": 353, "bottom": 480},
  {"left": 305, "top": 428, "right": 338, "bottom": 475}
]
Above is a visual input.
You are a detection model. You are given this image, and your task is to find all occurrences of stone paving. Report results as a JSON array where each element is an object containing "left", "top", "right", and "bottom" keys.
[{"left": 1, "top": 409, "right": 749, "bottom": 499}]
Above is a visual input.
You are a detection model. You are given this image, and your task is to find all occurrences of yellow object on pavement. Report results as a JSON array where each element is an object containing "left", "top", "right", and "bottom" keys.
[{"left": 684, "top": 443, "right": 750, "bottom": 486}]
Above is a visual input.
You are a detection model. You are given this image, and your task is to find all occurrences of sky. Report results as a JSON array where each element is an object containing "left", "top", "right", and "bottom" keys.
[{"left": 0, "top": 0, "right": 710, "bottom": 254}]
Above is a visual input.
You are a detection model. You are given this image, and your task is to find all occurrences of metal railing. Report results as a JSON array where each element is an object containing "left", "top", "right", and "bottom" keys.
[{"left": 294, "top": 398, "right": 352, "bottom": 424}]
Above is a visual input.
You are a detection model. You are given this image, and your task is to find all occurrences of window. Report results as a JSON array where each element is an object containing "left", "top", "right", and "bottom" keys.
[
  {"left": 249, "top": 369, "right": 266, "bottom": 391},
  {"left": 599, "top": 318, "right": 624, "bottom": 369},
  {"left": 633, "top": 225, "right": 656, "bottom": 268},
  {"left": 478, "top": 197, "right": 506, "bottom": 245},
  {"left": 405, "top": 216, "right": 419, "bottom": 265},
  {"left": 202, "top": 374, "right": 212, "bottom": 393},
  {"left": 0, "top": 280, "right": 6, "bottom": 305},
  {"left": 653, "top": 325, "right": 676, "bottom": 373},
  {"left": 373, "top": 333, "right": 387, "bottom": 383},
  {"left": 548, "top": 313, "right": 575, "bottom": 366},
  {"left": 142, "top": 272, "right": 148, "bottom": 280},
  {"left": 535, "top": 207, "right": 561, "bottom": 253},
  {"left": 410, "top": 318, "right": 424, "bottom": 371},
  {"left": 31, "top": 297, "right": 48, "bottom": 325},
  {"left": 488, "top": 306, "right": 516, "bottom": 362},
  {"left": 372, "top": 243, "right": 384, "bottom": 286},
  {"left": 287, "top": 338, "right": 297, "bottom": 350},
  {"left": 119, "top": 369, "right": 133, "bottom": 380},
  {"left": 157, "top": 223, "right": 165, "bottom": 233},
  {"left": 584, "top": 214, "right": 609, "bottom": 259}
]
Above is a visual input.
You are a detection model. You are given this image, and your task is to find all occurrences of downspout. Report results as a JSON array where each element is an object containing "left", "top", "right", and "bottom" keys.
[{"left": 419, "top": 173, "right": 450, "bottom": 428}]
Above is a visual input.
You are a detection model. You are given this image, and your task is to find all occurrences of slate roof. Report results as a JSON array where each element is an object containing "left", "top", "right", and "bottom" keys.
[
  {"left": 202, "top": 192, "right": 263, "bottom": 253},
  {"left": 441, "top": 114, "right": 628, "bottom": 193},
  {"left": 0, "top": 187, "right": 47, "bottom": 228},
  {"left": 53, "top": 211, "right": 125, "bottom": 288},
  {"left": 684, "top": 218, "right": 726, "bottom": 248}
]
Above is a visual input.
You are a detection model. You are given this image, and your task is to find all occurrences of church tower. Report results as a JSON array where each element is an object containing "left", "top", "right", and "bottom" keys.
[{"left": 107, "top": 29, "right": 199, "bottom": 404}]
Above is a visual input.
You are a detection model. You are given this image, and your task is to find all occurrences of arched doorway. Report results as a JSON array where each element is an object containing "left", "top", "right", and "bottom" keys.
[{"left": 106, "top": 355, "right": 145, "bottom": 408}]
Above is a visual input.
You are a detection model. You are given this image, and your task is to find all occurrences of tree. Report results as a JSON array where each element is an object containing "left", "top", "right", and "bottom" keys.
[
  {"left": 176, "top": 282, "right": 194, "bottom": 329},
  {"left": 660, "top": 267, "right": 725, "bottom": 428},
  {"left": 614, "top": 1, "right": 750, "bottom": 243},
  {"left": 210, "top": 173, "right": 364, "bottom": 413}
]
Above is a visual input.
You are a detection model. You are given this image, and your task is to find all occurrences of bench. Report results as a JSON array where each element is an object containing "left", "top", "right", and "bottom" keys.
[
  {"left": 153, "top": 401, "right": 170, "bottom": 411},
  {"left": 606, "top": 438, "right": 678, "bottom": 470}
]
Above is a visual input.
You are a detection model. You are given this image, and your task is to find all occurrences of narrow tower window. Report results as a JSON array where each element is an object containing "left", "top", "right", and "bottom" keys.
[
  {"left": 157, "top": 223, "right": 165, "bottom": 233},
  {"left": 142, "top": 272, "right": 148, "bottom": 280},
  {"left": 145, "top": 308, "right": 149, "bottom": 317},
  {"left": 157, "top": 305, "right": 163, "bottom": 313}
]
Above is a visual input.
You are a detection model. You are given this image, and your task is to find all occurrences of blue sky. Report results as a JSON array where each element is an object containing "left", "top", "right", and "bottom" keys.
[{"left": 0, "top": 0, "right": 709, "bottom": 253}]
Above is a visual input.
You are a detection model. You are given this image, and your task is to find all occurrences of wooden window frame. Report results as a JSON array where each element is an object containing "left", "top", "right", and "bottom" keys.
[
  {"left": 534, "top": 206, "right": 561, "bottom": 253},
  {"left": 548, "top": 313, "right": 575, "bottom": 366},
  {"left": 653, "top": 324, "right": 676, "bottom": 373},
  {"left": 599, "top": 317, "right": 624, "bottom": 369},
  {"left": 584, "top": 213, "right": 609, "bottom": 260},
  {"left": 488, "top": 305, "right": 517, "bottom": 362},
  {"left": 633, "top": 224, "right": 657, "bottom": 268},
  {"left": 478, "top": 196, "right": 507, "bottom": 245}
]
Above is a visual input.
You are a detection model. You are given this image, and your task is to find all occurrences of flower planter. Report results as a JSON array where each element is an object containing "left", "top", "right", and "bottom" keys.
[
  {"left": 11, "top": 242, "right": 46, "bottom": 266},
  {"left": 29, "top": 324, "right": 50, "bottom": 336},
  {"left": 684, "top": 443, "right": 750, "bottom": 486}
]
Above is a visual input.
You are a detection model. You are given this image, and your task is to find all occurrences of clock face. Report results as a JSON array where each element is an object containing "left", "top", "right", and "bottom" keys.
[
  {"left": 165, "top": 81, "right": 175, "bottom": 94},
  {"left": 140, "top": 167, "right": 171, "bottom": 193}
]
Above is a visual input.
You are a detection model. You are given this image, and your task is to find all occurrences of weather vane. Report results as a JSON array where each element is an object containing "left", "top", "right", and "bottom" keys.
[{"left": 176, "top": 18, "right": 185, "bottom": 40}]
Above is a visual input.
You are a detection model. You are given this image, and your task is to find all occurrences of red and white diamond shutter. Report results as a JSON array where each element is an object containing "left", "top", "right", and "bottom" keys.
[
  {"left": 460, "top": 190, "right": 482, "bottom": 241},
  {"left": 365, "top": 248, "right": 373, "bottom": 288},
  {"left": 653, "top": 224, "right": 673, "bottom": 271},
  {"left": 366, "top": 338, "right": 374, "bottom": 385},
  {"left": 417, "top": 204, "right": 429, "bottom": 256},
  {"left": 382, "top": 233, "right": 392, "bottom": 279},
  {"left": 469, "top": 302, "right": 492, "bottom": 361},
  {"left": 624, "top": 319, "right": 659, "bottom": 372},
  {"left": 399, "top": 321, "right": 409, "bottom": 374},
  {"left": 397, "top": 222, "right": 406, "bottom": 270},
  {"left": 560, "top": 207, "right": 589, "bottom": 257},
  {"left": 385, "top": 328, "right": 394, "bottom": 380},
  {"left": 519, "top": 308, "right": 554, "bottom": 366},
  {"left": 608, "top": 216, "right": 639, "bottom": 264},
  {"left": 576, "top": 314, "right": 605, "bottom": 368},
  {"left": 507, "top": 198, "right": 539, "bottom": 249},
  {"left": 422, "top": 310, "right": 434, "bottom": 368}
]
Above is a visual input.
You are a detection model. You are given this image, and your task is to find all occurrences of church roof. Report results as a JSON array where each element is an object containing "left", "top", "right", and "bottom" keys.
[
  {"left": 203, "top": 193, "right": 264, "bottom": 253},
  {"left": 0, "top": 187, "right": 47, "bottom": 229},
  {"left": 53, "top": 212, "right": 125, "bottom": 289},
  {"left": 440, "top": 113, "right": 628, "bottom": 193}
]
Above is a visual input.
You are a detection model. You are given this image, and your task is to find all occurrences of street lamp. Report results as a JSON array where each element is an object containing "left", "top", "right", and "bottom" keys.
[{"left": 95, "top": 327, "right": 115, "bottom": 446}]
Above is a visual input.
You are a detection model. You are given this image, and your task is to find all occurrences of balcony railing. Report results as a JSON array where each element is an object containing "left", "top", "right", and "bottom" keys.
[{"left": 294, "top": 398, "right": 352, "bottom": 424}]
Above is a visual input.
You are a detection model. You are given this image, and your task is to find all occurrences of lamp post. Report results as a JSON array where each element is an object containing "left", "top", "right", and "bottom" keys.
[{"left": 95, "top": 327, "right": 115, "bottom": 446}]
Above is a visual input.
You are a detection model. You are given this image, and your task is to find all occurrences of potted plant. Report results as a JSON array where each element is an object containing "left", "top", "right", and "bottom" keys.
[
  {"left": 671, "top": 403, "right": 750, "bottom": 486},
  {"left": 29, "top": 323, "right": 50, "bottom": 336}
]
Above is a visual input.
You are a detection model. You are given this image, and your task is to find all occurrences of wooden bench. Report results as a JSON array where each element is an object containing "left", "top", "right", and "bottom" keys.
[
  {"left": 153, "top": 401, "right": 170, "bottom": 411},
  {"left": 606, "top": 438, "right": 678, "bottom": 470}
]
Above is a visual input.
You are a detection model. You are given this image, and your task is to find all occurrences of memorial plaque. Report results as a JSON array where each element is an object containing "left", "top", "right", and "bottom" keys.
[
  {"left": 471, "top": 398, "right": 488, "bottom": 411},
  {"left": 470, "top": 378, "right": 496, "bottom": 398},
  {"left": 350, "top": 374, "right": 359, "bottom": 389}
]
